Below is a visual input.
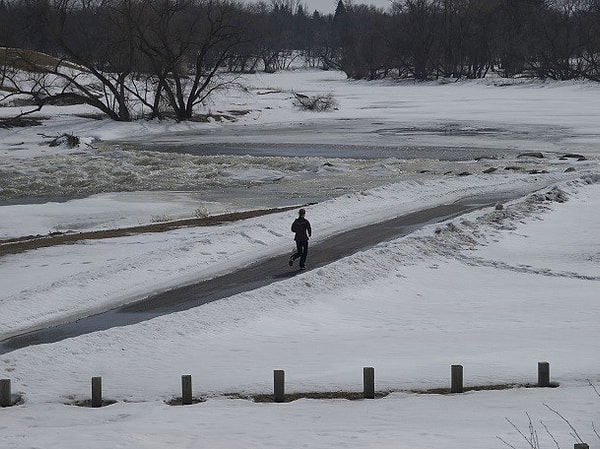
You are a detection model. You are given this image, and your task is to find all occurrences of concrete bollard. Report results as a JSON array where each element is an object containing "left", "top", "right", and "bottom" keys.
[
  {"left": 363, "top": 367, "right": 375, "bottom": 399},
  {"left": 1, "top": 379, "right": 11, "bottom": 407},
  {"left": 538, "top": 362, "right": 550, "bottom": 387},
  {"left": 182, "top": 375, "right": 193, "bottom": 405},
  {"left": 91, "top": 376, "right": 102, "bottom": 408},
  {"left": 574, "top": 444, "right": 589, "bottom": 449},
  {"left": 451, "top": 365, "right": 464, "bottom": 393},
  {"left": 274, "top": 370, "right": 285, "bottom": 403}
]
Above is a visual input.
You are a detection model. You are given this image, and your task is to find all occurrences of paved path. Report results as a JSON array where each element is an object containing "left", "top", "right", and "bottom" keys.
[{"left": 0, "top": 192, "right": 517, "bottom": 354}]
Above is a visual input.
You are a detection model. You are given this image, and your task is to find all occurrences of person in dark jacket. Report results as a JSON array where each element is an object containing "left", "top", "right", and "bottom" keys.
[{"left": 289, "top": 208, "right": 312, "bottom": 269}]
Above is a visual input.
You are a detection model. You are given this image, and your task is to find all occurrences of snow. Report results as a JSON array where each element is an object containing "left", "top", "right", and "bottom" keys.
[{"left": 1, "top": 70, "right": 600, "bottom": 448}]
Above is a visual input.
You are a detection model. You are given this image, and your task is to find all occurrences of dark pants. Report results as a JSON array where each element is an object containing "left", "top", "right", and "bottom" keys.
[{"left": 293, "top": 240, "right": 309, "bottom": 267}]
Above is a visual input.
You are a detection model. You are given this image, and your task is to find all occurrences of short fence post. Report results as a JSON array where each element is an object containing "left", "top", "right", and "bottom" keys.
[
  {"left": 91, "top": 376, "right": 102, "bottom": 408},
  {"left": 574, "top": 444, "right": 589, "bottom": 449},
  {"left": 182, "top": 375, "right": 193, "bottom": 405},
  {"left": 274, "top": 370, "right": 285, "bottom": 403},
  {"left": 451, "top": 365, "right": 464, "bottom": 393},
  {"left": 0, "top": 379, "right": 11, "bottom": 407},
  {"left": 363, "top": 367, "right": 375, "bottom": 399},
  {"left": 538, "top": 362, "right": 550, "bottom": 387}
]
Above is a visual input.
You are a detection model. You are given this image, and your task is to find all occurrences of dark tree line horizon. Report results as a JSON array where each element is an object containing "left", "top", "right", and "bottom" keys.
[
  {"left": 2, "top": 0, "right": 600, "bottom": 120},
  {"left": 334, "top": 0, "right": 600, "bottom": 81}
]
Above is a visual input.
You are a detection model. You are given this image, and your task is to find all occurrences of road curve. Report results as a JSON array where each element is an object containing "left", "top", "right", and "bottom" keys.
[{"left": 0, "top": 191, "right": 520, "bottom": 354}]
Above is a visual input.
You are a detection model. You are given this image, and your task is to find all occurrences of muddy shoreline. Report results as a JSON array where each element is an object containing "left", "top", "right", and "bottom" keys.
[{"left": 0, "top": 204, "right": 305, "bottom": 256}]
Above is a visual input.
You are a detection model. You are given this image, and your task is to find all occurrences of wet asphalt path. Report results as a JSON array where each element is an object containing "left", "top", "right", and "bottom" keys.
[{"left": 0, "top": 192, "right": 518, "bottom": 354}]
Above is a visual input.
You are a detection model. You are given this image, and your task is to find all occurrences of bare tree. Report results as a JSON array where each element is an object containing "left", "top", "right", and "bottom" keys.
[
  {"left": 437, "top": 0, "right": 498, "bottom": 79},
  {"left": 129, "top": 0, "right": 248, "bottom": 120},
  {"left": 577, "top": 0, "right": 600, "bottom": 80},
  {"left": 3, "top": 0, "right": 249, "bottom": 121},
  {"left": 10, "top": 0, "right": 140, "bottom": 121},
  {"left": 390, "top": 0, "right": 439, "bottom": 80}
]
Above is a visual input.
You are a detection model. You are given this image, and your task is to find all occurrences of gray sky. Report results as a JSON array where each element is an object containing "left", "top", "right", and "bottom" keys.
[{"left": 291, "top": 0, "right": 394, "bottom": 15}]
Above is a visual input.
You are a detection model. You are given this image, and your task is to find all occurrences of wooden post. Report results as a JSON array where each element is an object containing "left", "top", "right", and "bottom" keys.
[
  {"left": 538, "top": 362, "right": 550, "bottom": 387},
  {"left": 182, "top": 375, "right": 193, "bottom": 405},
  {"left": 0, "top": 379, "right": 11, "bottom": 407},
  {"left": 574, "top": 444, "right": 589, "bottom": 449},
  {"left": 451, "top": 365, "right": 464, "bottom": 393},
  {"left": 363, "top": 367, "right": 375, "bottom": 399},
  {"left": 274, "top": 370, "right": 285, "bottom": 403},
  {"left": 91, "top": 376, "right": 102, "bottom": 408}
]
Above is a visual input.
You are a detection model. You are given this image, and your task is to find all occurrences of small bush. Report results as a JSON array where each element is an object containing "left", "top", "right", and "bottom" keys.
[
  {"left": 48, "top": 133, "right": 80, "bottom": 148},
  {"left": 151, "top": 214, "right": 171, "bottom": 223},
  {"left": 293, "top": 93, "right": 338, "bottom": 112},
  {"left": 194, "top": 206, "right": 209, "bottom": 218}
]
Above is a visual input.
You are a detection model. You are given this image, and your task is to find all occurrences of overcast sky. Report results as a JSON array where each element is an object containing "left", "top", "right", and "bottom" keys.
[
  {"left": 283, "top": 0, "right": 394, "bottom": 15},
  {"left": 320, "top": 0, "right": 394, "bottom": 14}
]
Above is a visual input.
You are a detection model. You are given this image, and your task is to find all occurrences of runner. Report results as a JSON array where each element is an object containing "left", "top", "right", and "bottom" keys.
[{"left": 289, "top": 208, "right": 312, "bottom": 270}]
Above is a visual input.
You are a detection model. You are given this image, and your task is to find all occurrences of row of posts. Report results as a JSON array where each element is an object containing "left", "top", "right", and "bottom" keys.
[
  {"left": 449, "top": 362, "right": 552, "bottom": 394},
  {"left": 0, "top": 361, "right": 556, "bottom": 408},
  {"left": 277, "top": 362, "right": 553, "bottom": 400},
  {"left": 274, "top": 367, "right": 376, "bottom": 401}
]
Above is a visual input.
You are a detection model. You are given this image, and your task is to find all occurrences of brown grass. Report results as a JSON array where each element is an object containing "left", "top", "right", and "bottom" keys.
[
  {"left": 231, "top": 382, "right": 560, "bottom": 403},
  {"left": 1, "top": 47, "right": 80, "bottom": 73},
  {"left": 69, "top": 399, "right": 118, "bottom": 408},
  {"left": 250, "top": 391, "right": 390, "bottom": 402},
  {"left": 165, "top": 396, "right": 207, "bottom": 406},
  {"left": 0, "top": 204, "right": 308, "bottom": 256},
  {"left": 60, "top": 382, "right": 561, "bottom": 408}
]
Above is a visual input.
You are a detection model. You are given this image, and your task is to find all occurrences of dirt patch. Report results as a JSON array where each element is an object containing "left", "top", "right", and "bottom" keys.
[
  {"left": 411, "top": 383, "right": 551, "bottom": 395},
  {"left": 0, "top": 117, "right": 45, "bottom": 129},
  {"left": 165, "top": 396, "right": 207, "bottom": 406},
  {"left": 231, "top": 382, "right": 558, "bottom": 403},
  {"left": 69, "top": 399, "right": 118, "bottom": 408},
  {"left": 246, "top": 391, "right": 390, "bottom": 403}
]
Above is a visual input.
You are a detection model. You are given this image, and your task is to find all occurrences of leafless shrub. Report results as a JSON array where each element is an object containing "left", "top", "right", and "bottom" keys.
[
  {"left": 151, "top": 214, "right": 172, "bottom": 223},
  {"left": 39, "top": 132, "right": 81, "bottom": 148},
  {"left": 194, "top": 206, "right": 209, "bottom": 218},
  {"left": 293, "top": 92, "right": 338, "bottom": 112},
  {"left": 498, "top": 381, "right": 599, "bottom": 449},
  {"left": 499, "top": 413, "right": 542, "bottom": 449}
]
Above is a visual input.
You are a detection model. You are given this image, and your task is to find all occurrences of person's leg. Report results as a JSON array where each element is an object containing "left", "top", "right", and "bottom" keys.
[
  {"left": 295, "top": 241, "right": 303, "bottom": 259},
  {"left": 290, "top": 241, "right": 303, "bottom": 265},
  {"left": 299, "top": 241, "right": 308, "bottom": 268}
]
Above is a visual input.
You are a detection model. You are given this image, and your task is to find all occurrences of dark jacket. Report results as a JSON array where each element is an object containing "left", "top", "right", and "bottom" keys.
[{"left": 292, "top": 217, "right": 312, "bottom": 242}]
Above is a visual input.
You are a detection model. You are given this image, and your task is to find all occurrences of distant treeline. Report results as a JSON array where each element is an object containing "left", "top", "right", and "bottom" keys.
[
  {"left": 1, "top": 0, "right": 600, "bottom": 120},
  {"left": 333, "top": 0, "right": 600, "bottom": 81}
]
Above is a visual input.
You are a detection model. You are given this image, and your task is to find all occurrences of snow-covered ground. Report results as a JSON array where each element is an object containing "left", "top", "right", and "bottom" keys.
[{"left": 1, "top": 70, "right": 599, "bottom": 448}]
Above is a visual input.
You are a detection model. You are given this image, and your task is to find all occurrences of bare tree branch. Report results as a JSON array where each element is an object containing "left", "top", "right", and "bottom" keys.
[{"left": 543, "top": 403, "right": 585, "bottom": 444}]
